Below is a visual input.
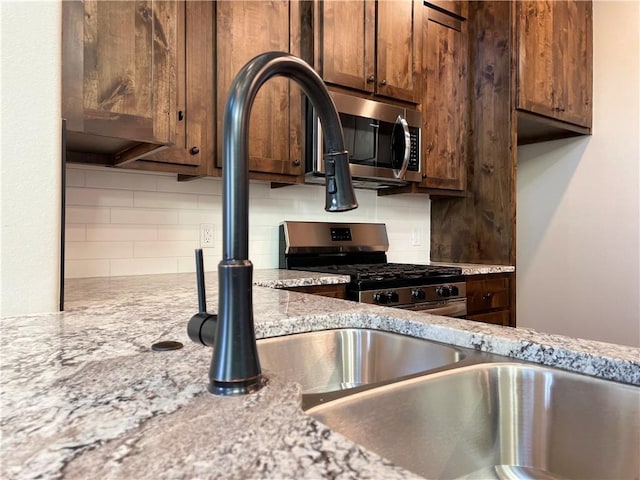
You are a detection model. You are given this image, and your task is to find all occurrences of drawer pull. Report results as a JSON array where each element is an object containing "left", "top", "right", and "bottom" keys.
[{"left": 483, "top": 292, "right": 494, "bottom": 301}]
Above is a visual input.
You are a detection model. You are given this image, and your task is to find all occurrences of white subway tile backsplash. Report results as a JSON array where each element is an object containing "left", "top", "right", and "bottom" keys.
[
  {"left": 111, "top": 208, "right": 178, "bottom": 225},
  {"left": 110, "top": 257, "right": 178, "bottom": 277},
  {"left": 64, "top": 165, "right": 431, "bottom": 279},
  {"left": 66, "top": 241, "right": 133, "bottom": 260},
  {"left": 248, "top": 180, "right": 272, "bottom": 199},
  {"left": 86, "top": 224, "right": 157, "bottom": 242},
  {"left": 134, "top": 191, "right": 199, "bottom": 209},
  {"left": 157, "top": 225, "right": 199, "bottom": 241},
  {"left": 157, "top": 175, "right": 220, "bottom": 195},
  {"left": 66, "top": 187, "right": 134, "bottom": 207},
  {"left": 178, "top": 208, "right": 221, "bottom": 225},
  {"left": 65, "top": 167, "right": 86, "bottom": 187},
  {"left": 178, "top": 252, "right": 218, "bottom": 273},
  {"left": 85, "top": 168, "right": 158, "bottom": 191},
  {"left": 65, "top": 259, "right": 110, "bottom": 278},
  {"left": 133, "top": 240, "right": 198, "bottom": 258},
  {"left": 66, "top": 206, "right": 111, "bottom": 224},
  {"left": 65, "top": 224, "right": 86, "bottom": 241},
  {"left": 197, "top": 194, "right": 221, "bottom": 210}
]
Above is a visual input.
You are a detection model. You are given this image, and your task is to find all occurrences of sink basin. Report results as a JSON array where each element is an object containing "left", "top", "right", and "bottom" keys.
[
  {"left": 257, "top": 328, "right": 465, "bottom": 395},
  {"left": 307, "top": 362, "right": 640, "bottom": 479}
]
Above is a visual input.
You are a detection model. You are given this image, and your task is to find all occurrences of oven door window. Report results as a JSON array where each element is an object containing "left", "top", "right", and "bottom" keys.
[
  {"left": 341, "top": 112, "right": 409, "bottom": 173},
  {"left": 340, "top": 113, "right": 378, "bottom": 166}
]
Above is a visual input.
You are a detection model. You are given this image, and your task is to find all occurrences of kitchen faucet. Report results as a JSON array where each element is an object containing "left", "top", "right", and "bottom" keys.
[{"left": 209, "top": 52, "right": 358, "bottom": 396}]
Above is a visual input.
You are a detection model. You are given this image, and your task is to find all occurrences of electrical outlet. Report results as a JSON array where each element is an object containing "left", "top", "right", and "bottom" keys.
[
  {"left": 411, "top": 227, "right": 422, "bottom": 246},
  {"left": 200, "top": 224, "right": 215, "bottom": 248}
]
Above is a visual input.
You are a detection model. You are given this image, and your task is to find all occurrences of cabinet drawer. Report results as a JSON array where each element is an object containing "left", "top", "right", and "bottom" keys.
[{"left": 466, "top": 277, "right": 510, "bottom": 313}]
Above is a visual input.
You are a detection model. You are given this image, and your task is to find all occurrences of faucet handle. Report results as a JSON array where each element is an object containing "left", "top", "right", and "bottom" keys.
[{"left": 187, "top": 249, "right": 217, "bottom": 346}]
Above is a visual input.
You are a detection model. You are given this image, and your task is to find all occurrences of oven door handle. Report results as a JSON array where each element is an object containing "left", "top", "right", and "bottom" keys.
[
  {"left": 408, "top": 299, "right": 467, "bottom": 318},
  {"left": 392, "top": 115, "right": 411, "bottom": 180}
]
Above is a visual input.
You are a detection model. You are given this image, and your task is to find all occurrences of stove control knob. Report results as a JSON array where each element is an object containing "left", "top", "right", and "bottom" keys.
[
  {"left": 412, "top": 289, "right": 426, "bottom": 300},
  {"left": 374, "top": 292, "right": 389, "bottom": 304},
  {"left": 388, "top": 291, "right": 399, "bottom": 303},
  {"left": 450, "top": 285, "right": 459, "bottom": 296},
  {"left": 436, "top": 286, "right": 452, "bottom": 298}
]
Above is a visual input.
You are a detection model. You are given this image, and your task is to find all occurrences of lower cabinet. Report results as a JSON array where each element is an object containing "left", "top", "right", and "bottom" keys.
[
  {"left": 284, "top": 284, "right": 346, "bottom": 299},
  {"left": 465, "top": 273, "right": 514, "bottom": 327}
]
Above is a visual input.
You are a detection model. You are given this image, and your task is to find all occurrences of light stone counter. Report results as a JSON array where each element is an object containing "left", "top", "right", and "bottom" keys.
[
  {"left": 1, "top": 270, "right": 638, "bottom": 479},
  {"left": 430, "top": 262, "right": 515, "bottom": 275}
]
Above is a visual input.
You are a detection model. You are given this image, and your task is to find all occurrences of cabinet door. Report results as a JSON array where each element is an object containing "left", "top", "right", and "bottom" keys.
[
  {"left": 516, "top": 1, "right": 592, "bottom": 128},
  {"left": 420, "top": 5, "right": 468, "bottom": 190},
  {"left": 215, "top": 1, "right": 303, "bottom": 177},
  {"left": 466, "top": 276, "right": 510, "bottom": 314},
  {"left": 376, "top": 0, "right": 422, "bottom": 103},
  {"left": 141, "top": 2, "right": 215, "bottom": 175},
  {"left": 62, "top": 1, "right": 176, "bottom": 155},
  {"left": 318, "top": 0, "right": 376, "bottom": 93}
]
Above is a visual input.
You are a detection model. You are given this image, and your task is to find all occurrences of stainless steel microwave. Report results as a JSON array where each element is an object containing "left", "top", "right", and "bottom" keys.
[{"left": 306, "top": 91, "right": 422, "bottom": 189}]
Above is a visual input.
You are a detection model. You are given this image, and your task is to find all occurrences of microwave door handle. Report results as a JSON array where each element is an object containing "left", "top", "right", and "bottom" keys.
[{"left": 394, "top": 115, "right": 411, "bottom": 179}]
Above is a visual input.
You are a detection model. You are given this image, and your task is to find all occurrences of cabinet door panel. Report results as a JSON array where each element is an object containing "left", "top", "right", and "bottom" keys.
[
  {"left": 553, "top": 0, "right": 592, "bottom": 127},
  {"left": 376, "top": 0, "right": 421, "bottom": 102},
  {"left": 466, "top": 277, "right": 510, "bottom": 314},
  {"left": 140, "top": 2, "right": 215, "bottom": 174},
  {"left": 64, "top": 0, "right": 176, "bottom": 145},
  {"left": 319, "top": 0, "right": 375, "bottom": 93},
  {"left": 216, "top": 1, "right": 303, "bottom": 176},
  {"left": 517, "top": 1, "right": 555, "bottom": 119},
  {"left": 421, "top": 6, "right": 468, "bottom": 190},
  {"left": 516, "top": 0, "right": 592, "bottom": 128}
]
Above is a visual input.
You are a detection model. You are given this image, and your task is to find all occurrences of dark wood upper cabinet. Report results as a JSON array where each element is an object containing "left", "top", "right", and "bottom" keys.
[
  {"left": 515, "top": 0, "right": 593, "bottom": 143},
  {"left": 316, "top": 0, "right": 422, "bottom": 103},
  {"left": 215, "top": 0, "right": 304, "bottom": 179},
  {"left": 62, "top": 1, "right": 177, "bottom": 166},
  {"left": 420, "top": 3, "right": 469, "bottom": 191},
  {"left": 140, "top": 2, "right": 216, "bottom": 177}
]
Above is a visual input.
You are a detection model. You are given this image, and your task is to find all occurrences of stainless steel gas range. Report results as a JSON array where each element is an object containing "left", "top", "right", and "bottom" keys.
[{"left": 279, "top": 221, "right": 467, "bottom": 317}]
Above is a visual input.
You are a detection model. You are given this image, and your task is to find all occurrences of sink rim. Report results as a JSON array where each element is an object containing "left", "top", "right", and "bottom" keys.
[
  {"left": 306, "top": 359, "right": 640, "bottom": 414},
  {"left": 257, "top": 327, "right": 488, "bottom": 409}
]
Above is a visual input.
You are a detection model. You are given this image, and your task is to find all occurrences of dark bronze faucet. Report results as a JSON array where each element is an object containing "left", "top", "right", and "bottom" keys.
[{"left": 209, "top": 52, "right": 358, "bottom": 396}]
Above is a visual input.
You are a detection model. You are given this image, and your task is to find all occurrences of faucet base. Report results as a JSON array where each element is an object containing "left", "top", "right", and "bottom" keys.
[{"left": 208, "top": 375, "right": 267, "bottom": 396}]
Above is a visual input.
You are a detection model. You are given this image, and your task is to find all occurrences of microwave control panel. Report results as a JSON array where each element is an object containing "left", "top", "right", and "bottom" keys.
[{"left": 408, "top": 127, "right": 420, "bottom": 172}]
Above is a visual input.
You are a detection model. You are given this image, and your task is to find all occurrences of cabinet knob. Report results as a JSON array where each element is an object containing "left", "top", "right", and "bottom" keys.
[
  {"left": 380, "top": 79, "right": 387, "bottom": 86},
  {"left": 293, "top": 159, "right": 301, "bottom": 166},
  {"left": 367, "top": 75, "right": 375, "bottom": 83},
  {"left": 190, "top": 146, "right": 200, "bottom": 155},
  {"left": 483, "top": 292, "right": 494, "bottom": 301}
]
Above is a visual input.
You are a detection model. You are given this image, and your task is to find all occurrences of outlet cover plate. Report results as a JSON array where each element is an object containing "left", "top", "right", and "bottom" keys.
[{"left": 200, "top": 224, "right": 215, "bottom": 248}]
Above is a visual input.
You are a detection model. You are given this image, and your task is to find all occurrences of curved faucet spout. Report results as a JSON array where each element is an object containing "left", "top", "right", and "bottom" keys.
[{"left": 209, "top": 52, "right": 358, "bottom": 396}]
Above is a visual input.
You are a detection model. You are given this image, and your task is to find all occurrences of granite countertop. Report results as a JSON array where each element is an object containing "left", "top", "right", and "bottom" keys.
[
  {"left": 430, "top": 262, "right": 515, "bottom": 275},
  {"left": 1, "top": 270, "right": 638, "bottom": 479}
]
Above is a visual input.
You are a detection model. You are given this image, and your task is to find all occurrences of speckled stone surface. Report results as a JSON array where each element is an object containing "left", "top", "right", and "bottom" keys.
[
  {"left": 252, "top": 269, "right": 351, "bottom": 288},
  {"left": 430, "top": 262, "right": 516, "bottom": 275},
  {"left": 1, "top": 270, "right": 638, "bottom": 479}
]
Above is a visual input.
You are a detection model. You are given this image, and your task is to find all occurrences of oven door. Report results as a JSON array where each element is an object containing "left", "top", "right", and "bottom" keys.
[{"left": 398, "top": 298, "right": 467, "bottom": 318}]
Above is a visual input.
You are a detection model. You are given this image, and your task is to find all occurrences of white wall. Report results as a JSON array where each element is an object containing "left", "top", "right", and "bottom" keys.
[
  {"left": 1, "top": 1, "right": 61, "bottom": 316},
  {"left": 64, "top": 165, "right": 431, "bottom": 277},
  {"left": 517, "top": 1, "right": 640, "bottom": 347}
]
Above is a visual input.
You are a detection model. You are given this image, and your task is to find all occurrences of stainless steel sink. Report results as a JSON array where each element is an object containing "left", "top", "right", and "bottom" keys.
[
  {"left": 307, "top": 362, "right": 640, "bottom": 479},
  {"left": 257, "top": 328, "right": 466, "bottom": 396}
]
